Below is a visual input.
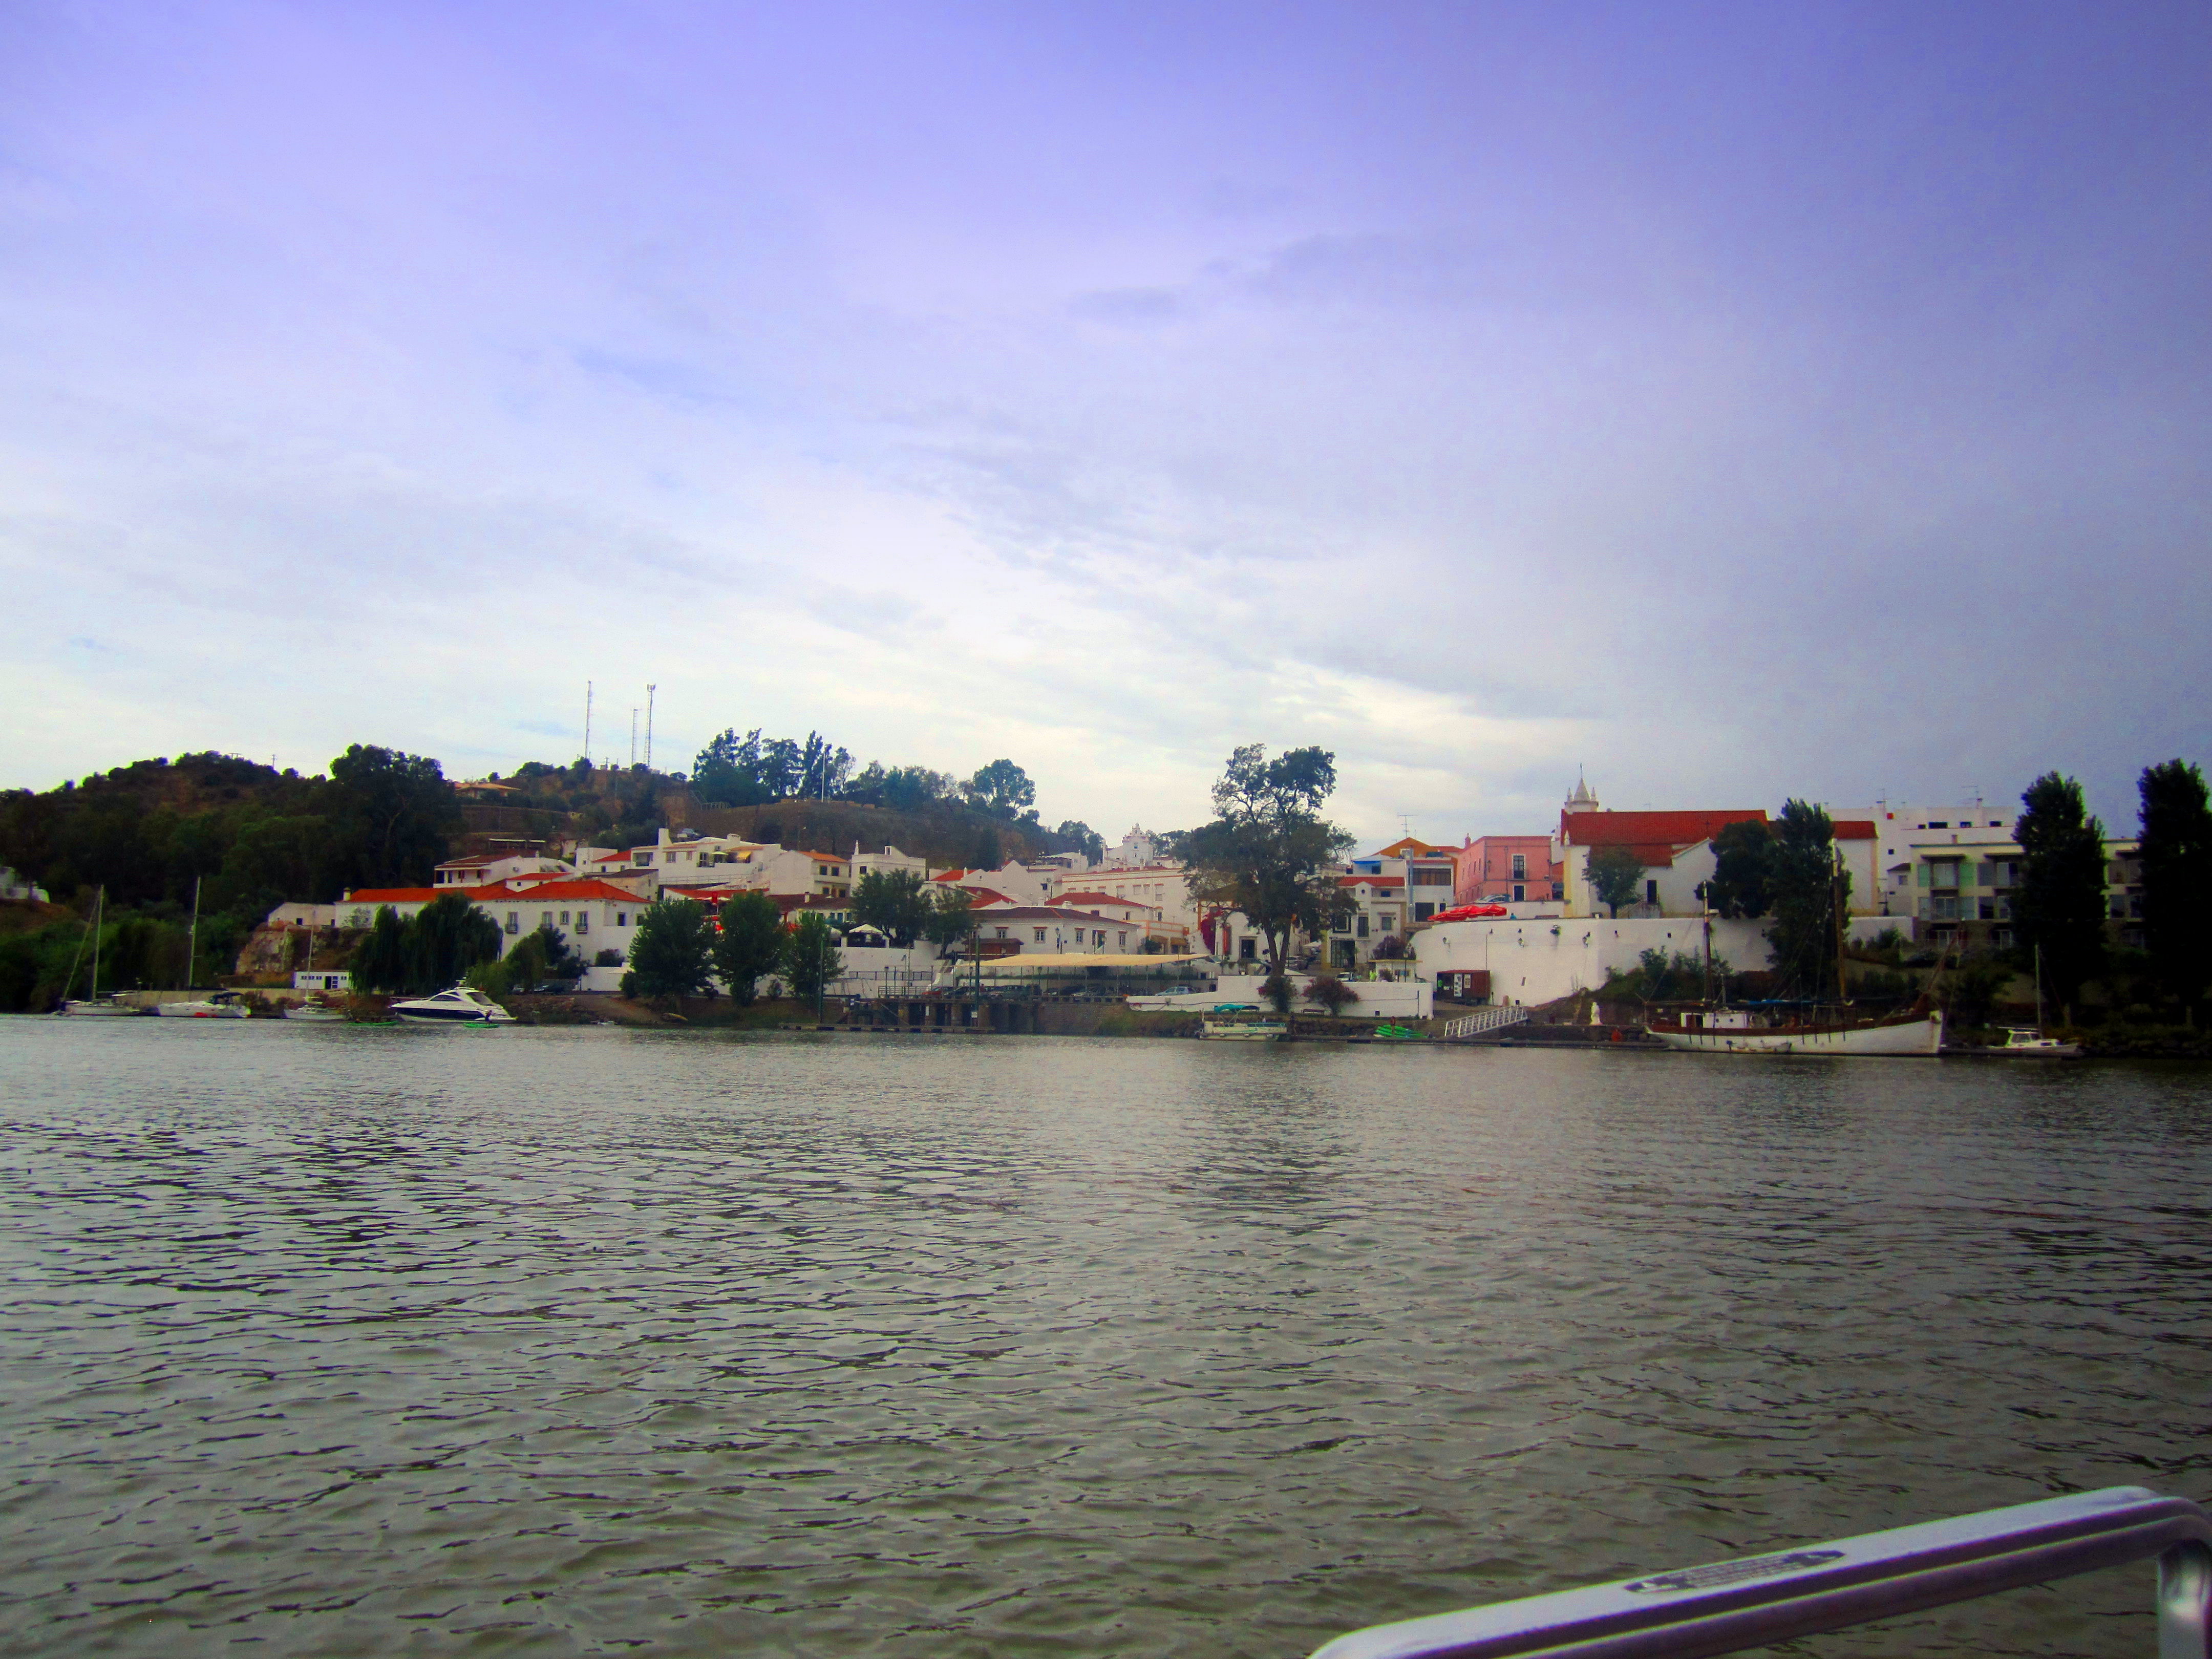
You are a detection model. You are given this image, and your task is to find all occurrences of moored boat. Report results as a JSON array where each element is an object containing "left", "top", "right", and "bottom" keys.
[
  {"left": 1948, "top": 1025, "right": 2082, "bottom": 1058},
  {"left": 1648, "top": 1005, "right": 1942, "bottom": 1056},
  {"left": 391, "top": 985, "right": 516, "bottom": 1025},
  {"left": 1202, "top": 1017, "right": 1287, "bottom": 1041},
  {"left": 155, "top": 992, "right": 250, "bottom": 1019}
]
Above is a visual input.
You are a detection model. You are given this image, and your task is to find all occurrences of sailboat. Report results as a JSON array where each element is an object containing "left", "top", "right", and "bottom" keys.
[
  {"left": 1646, "top": 851, "right": 1942, "bottom": 1057},
  {"left": 56, "top": 888, "right": 145, "bottom": 1016},
  {"left": 153, "top": 879, "right": 248, "bottom": 1016}
]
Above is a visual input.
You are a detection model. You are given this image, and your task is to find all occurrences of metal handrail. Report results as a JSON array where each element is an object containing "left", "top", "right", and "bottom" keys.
[{"left": 1310, "top": 1486, "right": 2211, "bottom": 1659}]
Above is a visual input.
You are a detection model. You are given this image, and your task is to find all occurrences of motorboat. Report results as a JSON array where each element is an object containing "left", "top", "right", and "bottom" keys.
[
  {"left": 155, "top": 992, "right": 250, "bottom": 1019},
  {"left": 1202, "top": 1016, "right": 1287, "bottom": 1041},
  {"left": 391, "top": 985, "right": 516, "bottom": 1025},
  {"left": 1949, "top": 1025, "right": 2083, "bottom": 1059},
  {"left": 284, "top": 998, "right": 350, "bottom": 1023},
  {"left": 1647, "top": 1005, "right": 1943, "bottom": 1056},
  {"left": 58, "top": 996, "right": 147, "bottom": 1017}
]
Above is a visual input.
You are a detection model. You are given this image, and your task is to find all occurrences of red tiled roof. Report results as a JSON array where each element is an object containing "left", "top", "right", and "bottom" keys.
[
  {"left": 960, "top": 888, "right": 1015, "bottom": 907},
  {"left": 470, "top": 879, "right": 650, "bottom": 903},
  {"left": 1561, "top": 810, "right": 1766, "bottom": 847},
  {"left": 931, "top": 868, "right": 967, "bottom": 881},
  {"left": 342, "top": 887, "right": 440, "bottom": 905}
]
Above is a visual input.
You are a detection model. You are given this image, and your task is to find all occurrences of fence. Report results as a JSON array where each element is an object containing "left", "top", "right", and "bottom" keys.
[{"left": 1439, "top": 1007, "right": 1532, "bottom": 1039}]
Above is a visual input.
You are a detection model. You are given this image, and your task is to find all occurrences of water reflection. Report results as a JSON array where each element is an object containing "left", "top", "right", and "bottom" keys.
[{"left": 0, "top": 1020, "right": 2203, "bottom": 1657}]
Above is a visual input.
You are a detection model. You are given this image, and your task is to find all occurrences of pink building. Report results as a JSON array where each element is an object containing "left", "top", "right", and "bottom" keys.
[{"left": 1455, "top": 835, "right": 1562, "bottom": 904}]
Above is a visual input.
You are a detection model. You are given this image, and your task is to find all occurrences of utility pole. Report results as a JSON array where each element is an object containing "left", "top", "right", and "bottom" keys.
[{"left": 645, "top": 685, "right": 656, "bottom": 771}]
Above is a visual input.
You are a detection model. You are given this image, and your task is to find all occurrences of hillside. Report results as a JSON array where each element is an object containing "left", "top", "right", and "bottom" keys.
[{"left": 667, "top": 795, "right": 1067, "bottom": 870}]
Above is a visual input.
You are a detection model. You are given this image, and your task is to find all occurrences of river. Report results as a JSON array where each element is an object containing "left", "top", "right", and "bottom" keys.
[{"left": 1, "top": 1019, "right": 2205, "bottom": 1657}]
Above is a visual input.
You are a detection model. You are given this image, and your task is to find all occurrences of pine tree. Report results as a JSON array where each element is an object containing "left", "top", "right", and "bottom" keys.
[
  {"left": 2012, "top": 773, "right": 2107, "bottom": 1020},
  {"left": 2138, "top": 759, "right": 2212, "bottom": 1020}
]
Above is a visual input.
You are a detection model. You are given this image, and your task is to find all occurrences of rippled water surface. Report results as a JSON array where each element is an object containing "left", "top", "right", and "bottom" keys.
[{"left": 1, "top": 1020, "right": 2206, "bottom": 1657}]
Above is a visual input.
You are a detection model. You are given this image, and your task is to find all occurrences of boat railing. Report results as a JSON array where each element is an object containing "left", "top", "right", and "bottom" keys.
[
  {"left": 1439, "top": 1007, "right": 1532, "bottom": 1040},
  {"left": 1309, "top": 1486, "right": 2210, "bottom": 1659}
]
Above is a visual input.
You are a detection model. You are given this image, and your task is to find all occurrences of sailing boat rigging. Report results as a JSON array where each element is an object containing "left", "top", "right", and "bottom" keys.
[{"left": 56, "top": 887, "right": 142, "bottom": 1016}]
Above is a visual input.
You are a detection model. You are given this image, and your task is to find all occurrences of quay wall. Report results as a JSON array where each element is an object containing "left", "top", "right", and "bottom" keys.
[{"left": 1415, "top": 916, "right": 1773, "bottom": 1007}]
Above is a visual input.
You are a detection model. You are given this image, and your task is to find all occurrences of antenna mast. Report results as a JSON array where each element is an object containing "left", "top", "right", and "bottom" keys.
[
  {"left": 584, "top": 681, "right": 593, "bottom": 764},
  {"left": 645, "top": 684, "right": 656, "bottom": 770}
]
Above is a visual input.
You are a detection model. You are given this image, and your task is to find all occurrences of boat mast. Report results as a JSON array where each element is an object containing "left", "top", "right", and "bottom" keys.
[
  {"left": 90, "top": 886, "right": 103, "bottom": 1001},
  {"left": 2034, "top": 942, "right": 2045, "bottom": 1031},
  {"left": 185, "top": 876, "right": 201, "bottom": 990},
  {"left": 1833, "top": 848, "right": 1848, "bottom": 1011}
]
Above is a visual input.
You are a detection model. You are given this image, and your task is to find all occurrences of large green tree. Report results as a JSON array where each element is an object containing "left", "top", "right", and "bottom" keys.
[
  {"left": 1767, "top": 799, "right": 1846, "bottom": 999},
  {"left": 406, "top": 892, "right": 505, "bottom": 993},
  {"left": 921, "top": 884, "right": 976, "bottom": 954},
  {"left": 1703, "top": 819, "right": 1775, "bottom": 918},
  {"left": 2012, "top": 773, "right": 2108, "bottom": 1019},
  {"left": 350, "top": 904, "right": 412, "bottom": 993},
  {"left": 781, "top": 912, "right": 844, "bottom": 1007},
  {"left": 330, "top": 745, "right": 461, "bottom": 888},
  {"left": 628, "top": 899, "right": 716, "bottom": 999},
  {"left": 1179, "top": 744, "right": 1353, "bottom": 974},
  {"left": 712, "top": 891, "right": 785, "bottom": 1005},
  {"left": 2136, "top": 759, "right": 2210, "bottom": 1018},
  {"left": 963, "top": 759, "right": 1036, "bottom": 821},
  {"left": 1583, "top": 845, "right": 1645, "bottom": 919},
  {"left": 852, "top": 868, "right": 928, "bottom": 945}
]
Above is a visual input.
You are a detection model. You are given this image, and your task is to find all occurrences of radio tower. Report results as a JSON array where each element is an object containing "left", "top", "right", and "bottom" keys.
[
  {"left": 645, "top": 685, "right": 656, "bottom": 770},
  {"left": 584, "top": 681, "right": 593, "bottom": 765}
]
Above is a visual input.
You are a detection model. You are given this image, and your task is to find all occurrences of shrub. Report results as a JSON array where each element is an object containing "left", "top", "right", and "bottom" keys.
[
  {"left": 1305, "top": 973, "right": 1358, "bottom": 1014},
  {"left": 594, "top": 948, "right": 623, "bottom": 967},
  {"left": 1260, "top": 972, "right": 1293, "bottom": 1013}
]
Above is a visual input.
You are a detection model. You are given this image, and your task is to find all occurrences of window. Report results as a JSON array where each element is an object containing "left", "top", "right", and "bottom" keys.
[
  {"left": 1977, "top": 899, "right": 1997, "bottom": 920},
  {"left": 616, "top": 912, "right": 629, "bottom": 927},
  {"left": 541, "top": 912, "right": 552, "bottom": 930},
  {"left": 1993, "top": 927, "right": 2015, "bottom": 949},
  {"left": 1414, "top": 902, "right": 1435, "bottom": 921},
  {"left": 1239, "top": 938, "right": 1258, "bottom": 961},
  {"left": 1928, "top": 894, "right": 1962, "bottom": 920},
  {"left": 1511, "top": 853, "right": 1527, "bottom": 879},
  {"left": 1356, "top": 914, "right": 1370, "bottom": 938},
  {"left": 577, "top": 911, "right": 589, "bottom": 934},
  {"left": 1094, "top": 931, "right": 1105, "bottom": 947},
  {"left": 1645, "top": 880, "right": 1658, "bottom": 904},
  {"left": 506, "top": 911, "right": 520, "bottom": 934},
  {"left": 560, "top": 910, "right": 570, "bottom": 925},
  {"left": 1034, "top": 927, "right": 1047, "bottom": 943},
  {"left": 1333, "top": 916, "right": 1352, "bottom": 934},
  {"left": 1512, "top": 883, "right": 1525, "bottom": 902},
  {"left": 994, "top": 927, "right": 1008, "bottom": 939},
  {"left": 1117, "top": 931, "right": 1128, "bottom": 948}
]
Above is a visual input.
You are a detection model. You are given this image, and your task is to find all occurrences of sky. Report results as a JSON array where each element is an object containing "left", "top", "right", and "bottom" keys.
[{"left": 3, "top": 0, "right": 2206, "bottom": 846}]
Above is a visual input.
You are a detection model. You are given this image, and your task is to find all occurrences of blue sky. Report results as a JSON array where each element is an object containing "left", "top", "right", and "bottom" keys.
[{"left": 3, "top": 1, "right": 2205, "bottom": 843}]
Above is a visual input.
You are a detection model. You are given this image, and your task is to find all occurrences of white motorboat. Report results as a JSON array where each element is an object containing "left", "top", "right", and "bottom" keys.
[
  {"left": 391, "top": 985, "right": 516, "bottom": 1025},
  {"left": 155, "top": 992, "right": 250, "bottom": 1019},
  {"left": 1202, "top": 1017, "right": 1288, "bottom": 1041},
  {"left": 1648, "top": 1006, "right": 1943, "bottom": 1057},
  {"left": 59, "top": 997, "right": 147, "bottom": 1017},
  {"left": 1949, "top": 1026, "right": 2083, "bottom": 1059},
  {"left": 284, "top": 999, "right": 350, "bottom": 1023}
]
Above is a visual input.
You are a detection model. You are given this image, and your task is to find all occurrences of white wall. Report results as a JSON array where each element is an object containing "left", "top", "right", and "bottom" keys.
[
  {"left": 1414, "top": 915, "right": 1771, "bottom": 1006},
  {"left": 1213, "top": 974, "right": 1433, "bottom": 1018}
]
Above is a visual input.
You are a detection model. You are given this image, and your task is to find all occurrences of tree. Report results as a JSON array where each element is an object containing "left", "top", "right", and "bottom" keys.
[
  {"left": 501, "top": 924, "right": 581, "bottom": 992},
  {"left": 329, "top": 744, "right": 460, "bottom": 888},
  {"left": 853, "top": 868, "right": 929, "bottom": 945},
  {"left": 628, "top": 899, "right": 716, "bottom": 999},
  {"left": 2013, "top": 772, "right": 2107, "bottom": 1020},
  {"left": 2138, "top": 759, "right": 2212, "bottom": 1019},
  {"left": 1584, "top": 845, "right": 1645, "bottom": 919},
  {"left": 350, "top": 904, "right": 411, "bottom": 993},
  {"left": 712, "top": 891, "right": 785, "bottom": 1005},
  {"left": 796, "top": 733, "right": 853, "bottom": 800},
  {"left": 1179, "top": 743, "right": 1354, "bottom": 974},
  {"left": 1767, "top": 799, "right": 1846, "bottom": 999},
  {"left": 921, "top": 884, "right": 975, "bottom": 954},
  {"left": 406, "top": 892, "right": 505, "bottom": 993},
  {"left": 1055, "top": 820, "right": 1107, "bottom": 863},
  {"left": 693, "top": 728, "right": 774, "bottom": 807},
  {"left": 1306, "top": 974, "right": 1358, "bottom": 1014},
  {"left": 782, "top": 912, "right": 843, "bottom": 1007},
  {"left": 963, "top": 759, "right": 1035, "bottom": 820},
  {"left": 969, "top": 823, "right": 1003, "bottom": 871},
  {"left": 1704, "top": 819, "right": 1775, "bottom": 918}
]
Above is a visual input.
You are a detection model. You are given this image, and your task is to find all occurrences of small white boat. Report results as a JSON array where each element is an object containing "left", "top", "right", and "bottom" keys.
[
  {"left": 284, "top": 999, "right": 349, "bottom": 1023},
  {"left": 58, "top": 997, "right": 147, "bottom": 1017},
  {"left": 1202, "top": 1017, "right": 1288, "bottom": 1041},
  {"left": 1648, "top": 1006, "right": 1943, "bottom": 1057},
  {"left": 1952, "top": 1026, "right": 2083, "bottom": 1059},
  {"left": 391, "top": 985, "right": 516, "bottom": 1025},
  {"left": 155, "top": 992, "right": 250, "bottom": 1019}
]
